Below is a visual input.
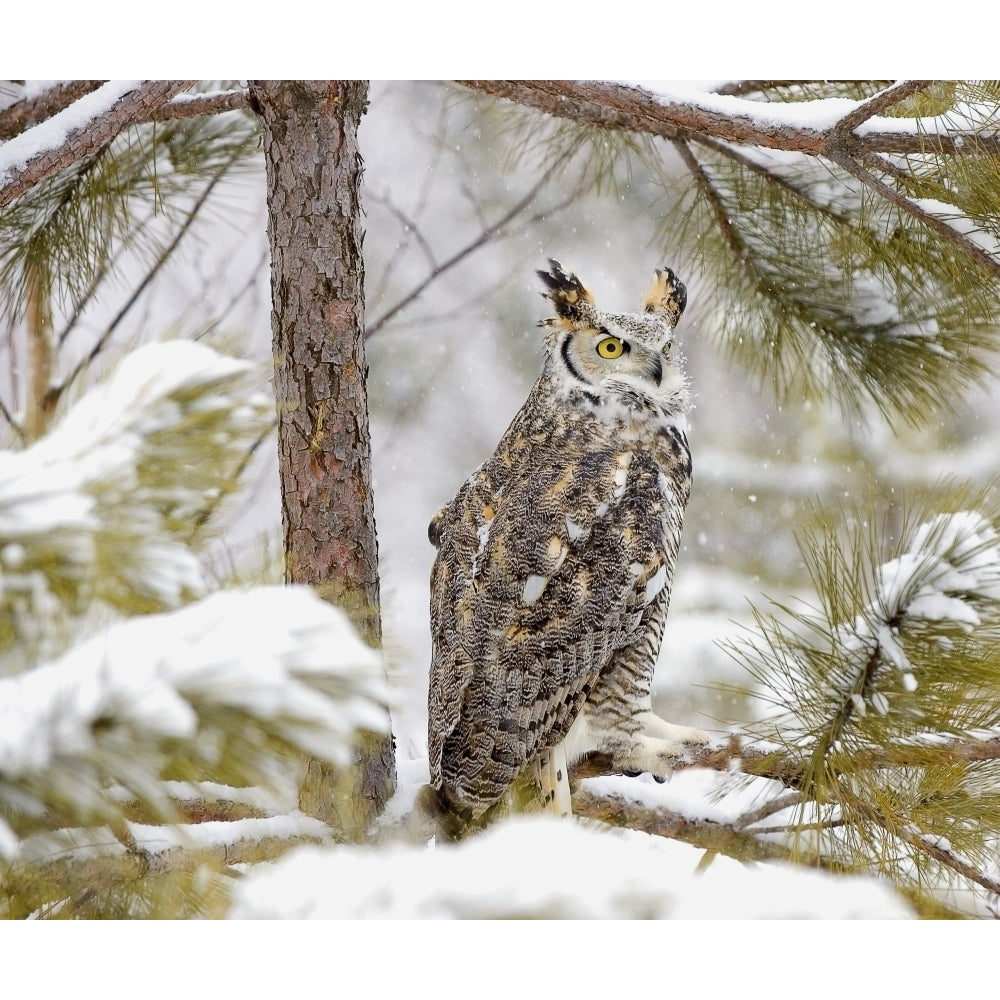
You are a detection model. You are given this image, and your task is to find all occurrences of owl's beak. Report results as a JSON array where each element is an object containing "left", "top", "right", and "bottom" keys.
[{"left": 644, "top": 354, "right": 663, "bottom": 387}]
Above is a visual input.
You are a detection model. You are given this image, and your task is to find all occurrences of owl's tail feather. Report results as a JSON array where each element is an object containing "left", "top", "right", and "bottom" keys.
[{"left": 534, "top": 742, "right": 572, "bottom": 819}]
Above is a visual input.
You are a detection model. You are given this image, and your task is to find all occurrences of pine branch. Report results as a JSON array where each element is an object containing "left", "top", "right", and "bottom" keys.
[
  {"left": 0, "top": 80, "right": 193, "bottom": 210},
  {"left": 826, "top": 145, "right": 1000, "bottom": 281},
  {"left": 458, "top": 79, "right": 998, "bottom": 158},
  {"left": 0, "top": 81, "right": 104, "bottom": 141},
  {"left": 3, "top": 815, "right": 328, "bottom": 919},
  {"left": 839, "top": 788, "right": 1000, "bottom": 897},
  {"left": 51, "top": 154, "right": 236, "bottom": 405},
  {"left": 570, "top": 733, "right": 1000, "bottom": 788}
]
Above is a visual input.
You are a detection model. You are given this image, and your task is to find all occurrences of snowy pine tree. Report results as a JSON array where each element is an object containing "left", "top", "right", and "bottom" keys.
[{"left": 2, "top": 79, "right": 1000, "bottom": 918}]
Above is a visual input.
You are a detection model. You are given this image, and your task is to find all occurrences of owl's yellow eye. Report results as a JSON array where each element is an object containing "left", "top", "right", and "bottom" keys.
[{"left": 596, "top": 337, "right": 625, "bottom": 359}]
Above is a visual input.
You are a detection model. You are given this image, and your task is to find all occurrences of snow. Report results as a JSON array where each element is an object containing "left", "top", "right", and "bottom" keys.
[
  {"left": 0, "top": 340, "right": 272, "bottom": 664},
  {"left": 0, "top": 585, "right": 390, "bottom": 859},
  {"left": 0, "top": 81, "right": 141, "bottom": 184},
  {"left": 229, "top": 814, "right": 914, "bottom": 919}
]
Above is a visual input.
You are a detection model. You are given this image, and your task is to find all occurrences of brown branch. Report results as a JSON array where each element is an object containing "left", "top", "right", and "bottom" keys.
[
  {"left": 841, "top": 790, "right": 1000, "bottom": 897},
  {"left": 147, "top": 88, "right": 250, "bottom": 121},
  {"left": 459, "top": 80, "right": 1000, "bottom": 159},
  {"left": 0, "top": 81, "right": 105, "bottom": 142},
  {"left": 713, "top": 80, "right": 818, "bottom": 97},
  {"left": 672, "top": 137, "right": 748, "bottom": 263},
  {"left": 834, "top": 80, "right": 933, "bottom": 136},
  {"left": 571, "top": 787, "right": 836, "bottom": 868},
  {"left": 690, "top": 133, "right": 849, "bottom": 224},
  {"left": 0, "top": 80, "right": 193, "bottom": 211},
  {"left": 2, "top": 819, "right": 326, "bottom": 919},
  {"left": 733, "top": 790, "right": 803, "bottom": 830},
  {"left": 0, "top": 393, "right": 24, "bottom": 442}
]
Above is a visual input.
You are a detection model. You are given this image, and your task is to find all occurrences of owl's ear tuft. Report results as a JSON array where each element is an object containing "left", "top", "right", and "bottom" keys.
[
  {"left": 642, "top": 266, "right": 687, "bottom": 326},
  {"left": 538, "top": 259, "right": 595, "bottom": 326}
]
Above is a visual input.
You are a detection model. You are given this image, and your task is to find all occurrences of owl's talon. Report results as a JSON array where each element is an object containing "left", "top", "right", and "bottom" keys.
[
  {"left": 622, "top": 769, "right": 642, "bottom": 778},
  {"left": 652, "top": 773, "right": 667, "bottom": 784}
]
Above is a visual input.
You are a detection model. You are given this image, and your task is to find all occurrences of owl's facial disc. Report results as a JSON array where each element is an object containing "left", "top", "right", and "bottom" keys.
[{"left": 561, "top": 327, "right": 666, "bottom": 393}]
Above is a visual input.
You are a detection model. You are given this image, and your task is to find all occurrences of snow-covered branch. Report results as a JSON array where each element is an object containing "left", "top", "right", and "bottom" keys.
[
  {"left": 0, "top": 585, "right": 391, "bottom": 859},
  {"left": 0, "top": 80, "right": 192, "bottom": 210},
  {"left": 459, "top": 80, "right": 1000, "bottom": 158},
  {"left": 0, "top": 81, "right": 103, "bottom": 142},
  {"left": 460, "top": 80, "right": 1000, "bottom": 281},
  {"left": 6, "top": 812, "right": 330, "bottom": 919}
]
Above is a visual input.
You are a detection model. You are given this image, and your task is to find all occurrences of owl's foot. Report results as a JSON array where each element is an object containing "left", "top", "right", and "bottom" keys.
[
  {"left": 642, "top": 267, "right": 687, "bottom": 325},
  {"left": 615, "top": 716, "right": 710, "bottom": 783}
]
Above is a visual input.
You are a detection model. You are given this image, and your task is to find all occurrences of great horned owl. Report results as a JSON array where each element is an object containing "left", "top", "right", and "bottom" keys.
[{"left": 427, "top": 260, "right": 706, "bottom": 830}]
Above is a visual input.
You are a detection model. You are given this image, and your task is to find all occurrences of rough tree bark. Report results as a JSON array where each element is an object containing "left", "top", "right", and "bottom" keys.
[{"left": 248, "top": 80, "right": 396, "bottom": 839}]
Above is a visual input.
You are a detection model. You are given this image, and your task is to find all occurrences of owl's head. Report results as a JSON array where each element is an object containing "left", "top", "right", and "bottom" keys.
[{"left": 537, "top": 260, "right": 687, "bottom": 409}]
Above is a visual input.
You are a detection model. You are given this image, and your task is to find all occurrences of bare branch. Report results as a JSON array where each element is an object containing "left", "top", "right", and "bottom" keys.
[
  {"left": 672, "top": 137, "right": 748, "bottom": 264},
  {"left": 366, "top": 148, "right": 574, "bottom": 338},
  {"left": 0, "top": 80, "right": 193, "bottom": 211},
  {"left": 734, "top": 790, "right": 803, "bottom": 830},
  {"left": 0, "top": 393, "right": 24, "bottom": 442},
  {"left": 834, "top": 80, "right": 933, "bottom": 136},
  {"left": 0, "top": 81, "right": 104, "bottom": 142}
]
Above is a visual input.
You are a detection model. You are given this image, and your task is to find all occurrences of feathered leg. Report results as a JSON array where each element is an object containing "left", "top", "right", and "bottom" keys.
[{"left": 534, "top": 742, "right": 572, "bottom": 818}]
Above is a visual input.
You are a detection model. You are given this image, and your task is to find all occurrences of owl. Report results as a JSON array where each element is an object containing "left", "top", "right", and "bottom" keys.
[{"left": 427, "top": 260, "right": 707, "bottom": 831}]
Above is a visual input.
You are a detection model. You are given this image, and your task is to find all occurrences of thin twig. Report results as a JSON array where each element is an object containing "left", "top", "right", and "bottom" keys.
[
  {"left": 0, "top": 394, "right": 24, "bottom": 442},
  {"left": 365, "top": 148, "right": 574, "bottom": 338},
  {"left": 842, "top": 790, "right": 1000, "bottom": 897},
  {"left": 191, "top": 418, "right": 276, "bottom": 534},
  {"left": 689, "top": 133, "right": 849, "bottom": 224},
  {"left": 672, "top": 137, "right": 742, "bottom": 259},
  {"left": 734, "top": 790, "right": 803, "bottom": 830},
  {"left": 56, "top": 207, "right": 157, "bottom": 348},
  {"left": 367, "top": 190, "right": 439, "bottom": 273}
]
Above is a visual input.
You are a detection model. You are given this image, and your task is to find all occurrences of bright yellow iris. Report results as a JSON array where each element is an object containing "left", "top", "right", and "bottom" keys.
[{"left": 596, "top": 336, "right": 625, "bottom": 359}]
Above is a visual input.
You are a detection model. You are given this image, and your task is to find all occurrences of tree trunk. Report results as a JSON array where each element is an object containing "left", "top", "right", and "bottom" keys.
[{"left": 249, "top": 79, "right": 396, "bottom": 839}]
